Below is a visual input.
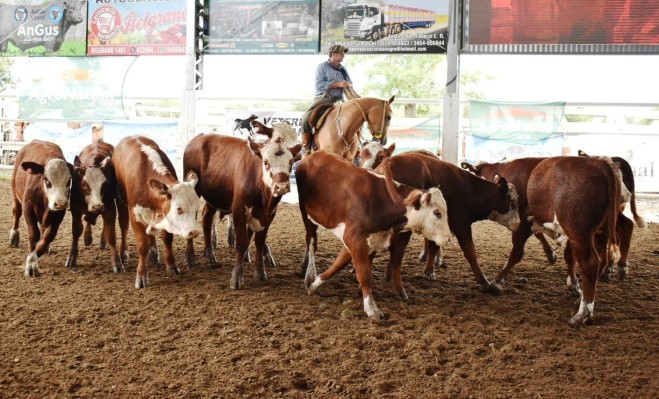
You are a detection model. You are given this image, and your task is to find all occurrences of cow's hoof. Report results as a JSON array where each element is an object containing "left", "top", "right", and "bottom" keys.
[
  {"left": 121, "top": 251, "right": 130, "bottom": 266},
  {"left": 98, "top": 239, "right": 107, "bottom": 250},
  {"left": 83, "top": 234, "right": 93, "bottom": 247},
  {"left": 135, "top": 275, "right": 149, "bottom": 288},
  {"left": 113, "top": 263, "right": 125, "bottom": 273},
  {"left": 166, "top": 267, "right": 181, "bottom": 276},
  {"left": 9, "top": 230, "right": 20, "bottom": 248},
  {"left": 148, "top": 248, "right": 159, "bottom": 265},
  {"left": 546, "top": 250, "right": 558, "bottom": 265},
  {"left": 254, "top": 271, "right": 268, "bottom": 283},
  {"left": 568, "top": 314, "right": 593, "bottom": 328},
  {"left": 484, "top": 281, "right": 503, "bottom": 295},
  {"left": 600, "top": 271, "right": 611, "bottom": 283},
  {"left": 203, "top": 246, "right": 217, "bottom": 266},
  {"left": 417, "top": 251, "right": 428, "bottom": 263},
  {"left": 185, "top": 252, "right": 196, "bottom": 268},
  {"left": 434, "top": 256, "right": 443, "bottom": 269},
  {"left": 367, "top": 309, "right": 384, "bottom": 321},
  {"left": 423, "top": 272, "right": 436, "bottom": 281},
  {"left": 396, "top": 289, "right": 409, "bottom": 302},
  {"left": 264, "top": 254, "right": 276, "bottom": 268},
  {"left": 230, "top": 266, "right": 244, "bottom": 289},
  {"left": 65, "top": 255, "right": 77, "bottom": 269}
]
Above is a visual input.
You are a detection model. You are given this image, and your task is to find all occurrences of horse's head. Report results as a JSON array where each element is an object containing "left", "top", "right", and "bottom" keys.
[{"left": 362, "top": 95, "right": 394, "bottom": 145}]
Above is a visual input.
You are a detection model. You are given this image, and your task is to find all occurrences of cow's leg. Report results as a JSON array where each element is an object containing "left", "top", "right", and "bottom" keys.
[
  {"left": 298, "top": 204, "right": 318, "bottom": 277},
  {"left": 197, "top": 205, "right": 217, "bottom": 266},
  {"left": 387, "top": 231, "right": 412, "bottom": 301},
  {"left": 83, "top": 213, "right": 100, "bottom": 247},
  {"left": 421, "top": 239, "right": 442, "bottom": 280},
  {"left": 417, "top": 239, "right": 443, "bottom": 273},
  {"left": 307, "top": 246, "right": 352, "bottom": 295},
  {"left": 130, "top": 217, "right": 151, "bottom": 288},
  {"left": 615, "top": 213, "right": 633, "bottom": 280},
  {"left": 102, "top": 205, "right": 124, "bottom": 273},
  {"left": 230, "top": 211, "right": 249, "bottom": 289},
  {"left": 568, "top": 239, "right": 600, "bottom": 327},
  {"left": 148, "top": 235, "right": 160, "bottom": 265},
  {"left": 494, "top": 223, "right": 534, "bottom": 284},
  {"left": 455, "top": 228, "right": 497, "bottom": 293},
  {"left": 253, "top": 228, "right": 270, "bottom": 283},
  {"left": 117, "top": 198, "right": 130, "bottom": 266},
  {"left": 351, "top": 241, "right": 383, "bottom": 321},
  {"left": 160, "top": 230, "right": 180, "bottom": 276},
  {"left": 534, "top": 232, "right": 557, "bottom": 264},
  {"left": 23, "top": 208, "right": 41, "bottom": 277},
  {"left": 263, "top": 244, "right": 276, "bottom": 268},
  {"left": 65, "top": 209, "right": 84, "bottom": 269},
  {"left": 564, "top": 242, "right": 582, "bottom": 298},
  {"left": 227, "top": 214, "right": 236, "bottom": 248},
  {"left": 10, "top": 198, "right": 22, "bottom": 248},
  {"left": 29, "top": 211, "right": 66, "bottom": 276}
]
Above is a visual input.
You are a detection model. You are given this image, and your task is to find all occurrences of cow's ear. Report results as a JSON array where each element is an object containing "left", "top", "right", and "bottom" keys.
[
  {"left": 74, "top": 155, "right": 82, "bottom": 167},
  {"left": 461, "top": 162, "right": 476, "bottom": 174},
  {"left": 405, "top": 190, "right": 423, "bottom": 210},
  {"left": 289, "top": 143, "right": 303, "bottom": 161},
  {"left": 385, "top": 143, "right": 396, "bottom": 156},
  {"left": 149, "top": 179, "right": 169, "bottom": 196},
  {"left": 496, "top": 176, "right": 509, "bottom": 194},
  {"left": 21, "top": 161, "right": 44, "bottom": 175},
  {"left": 185, "top": 171, "right": 198, "bottom": 188},
  {"left": 492, "top": 173, "right": 501, "bottom": 183},
  {"left": 578, "top": 149, "right": 589, "bottom": 157},
  {"left": 247, "top": 137, "right": 263, "bottom": 157}
]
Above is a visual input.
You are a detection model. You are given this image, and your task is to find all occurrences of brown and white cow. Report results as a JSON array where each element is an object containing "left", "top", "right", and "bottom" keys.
[
  {"left": 251, "top": 120, "right": 298, "bottom": 146},
  {"left": 525, "top": 156, "right": 620, "bottom": 326},
  {"left": 10, "top": 140, "right": 73, "bottom": 277},
  {"left": 183, "top": 134, "right": 302, "bottom": 289},
  {"left": 296, "top": 151, "right": 452, "bottom": 320},
  {"left": 66, "top": 141, "right": 125, "bottom": 273},
  {"left": 358, "top": 141, "right": 396, "bottom": 170},
  {"left": 374, "top": 151, "right": 520, "bottom": 293},
  {"left": 113, "top": 136, "right": 201, "bottom": 288}
]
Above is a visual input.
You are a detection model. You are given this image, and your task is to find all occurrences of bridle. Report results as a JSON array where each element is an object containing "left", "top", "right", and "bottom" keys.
[{"left": 334, "top": 98, "right": 390, "bottom": 150}]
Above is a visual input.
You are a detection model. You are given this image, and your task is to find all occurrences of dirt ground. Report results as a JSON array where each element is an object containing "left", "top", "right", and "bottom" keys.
[{"left": 0, "top": 177, "right": 657, "bottom": 399}]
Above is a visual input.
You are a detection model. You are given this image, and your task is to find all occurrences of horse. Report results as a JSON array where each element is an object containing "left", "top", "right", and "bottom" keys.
[{"left": 309, "top": 95, "right": 395, "bottom": 162}]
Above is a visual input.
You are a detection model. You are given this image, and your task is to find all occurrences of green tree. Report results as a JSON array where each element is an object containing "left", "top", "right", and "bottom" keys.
[{"left": 0, "top": 58, "right": 16, "bottom": 93}]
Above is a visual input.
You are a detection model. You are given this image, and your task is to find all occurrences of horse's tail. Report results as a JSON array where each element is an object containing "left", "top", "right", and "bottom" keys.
[{"left": 381, "top": 157, "right": 404, "bottom": 205}]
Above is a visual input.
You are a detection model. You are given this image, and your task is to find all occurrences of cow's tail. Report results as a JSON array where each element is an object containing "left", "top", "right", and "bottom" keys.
[
  {"left": 604, "top": 160, "right": 621, "bottom": 262},
  {"left": 381, "top": 157, "right": 404, "bottom": 205},
  {"left": 630, "top": 191, "right": 647, "bottom": 228}
]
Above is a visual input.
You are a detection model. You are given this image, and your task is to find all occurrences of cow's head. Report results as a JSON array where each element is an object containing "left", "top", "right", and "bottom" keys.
[
  {"left": 146, "top": 171, "right": 201, "bottom": 239},
  {"left": 249, "top": 137, "right": 302, "bottom": 197},
  {"left": 359, "top": 141, "right": 396, "bottom": 170},
  {"left": 404, "top": 187, "right": 451, "bottom": 246},
  {"left": 22, "top": 159, "right": 73, "bottom": 212},
  {"left": 74, "top": 155, "right": 111, "bottom": 214},
  {"left": 487, "top": 176, "right": 520, "bottom": 231},
  {"left": 63, "top": 0, "right": 85, "bottom": 24}
]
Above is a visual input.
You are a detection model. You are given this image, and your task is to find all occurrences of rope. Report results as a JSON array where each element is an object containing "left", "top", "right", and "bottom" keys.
[{"left": 344, "top": 84, "right": 361, "bottom": 101}]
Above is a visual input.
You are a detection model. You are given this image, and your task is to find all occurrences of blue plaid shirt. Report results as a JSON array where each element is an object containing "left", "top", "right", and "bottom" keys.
[{"left": 315, "top": 60, "right": 353, "bottom": 99}]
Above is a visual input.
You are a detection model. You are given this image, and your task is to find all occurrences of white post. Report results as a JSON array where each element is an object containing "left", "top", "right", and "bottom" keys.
[{"left": 441, "top": 0, "right": 461, "bottom": 165}]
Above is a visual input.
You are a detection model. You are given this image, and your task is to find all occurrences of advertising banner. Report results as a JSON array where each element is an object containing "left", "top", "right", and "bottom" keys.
[
  {"left": 469, "top": 0, "right": 659, "bottom": 46},
  {"left": 87, "top": 0, "right": 187, "bottom": 56},
  {"left": 463, "top": 133, "right": 564, "bottom": 165},
  {"left": 23, "top": 122, "right": 93, "bottom": 162},
  {"left": 18, "top": 57, "right": 132, "bottom": 120},
  {"left": 206, "top": 0, "right": 320, "bottom": 54},
  {"left": 102, "top": 120, "right": 179, "bottom": 162},
  {"left": 321, "top": 0, "right": 449, "bottom": 54},
  {"left": 470, "top": 100, "right": 565, "bottom": 145},
  {"left": 0, "top": 0, "right": 87, "bottom": 56}
]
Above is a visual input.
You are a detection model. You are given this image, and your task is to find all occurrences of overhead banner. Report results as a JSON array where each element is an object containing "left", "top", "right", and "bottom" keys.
[
  {"left": 470, "top": 100, "right": 566, "bottom": 145},
  {"left": 18, "top": 57, "right": 132, "bottom": 120},
  {"left": 87, "top": 0, "right": 187, "bottom": 56},
  {"left": 321, "top": 0, "right": 449, "bottom": 54},
  {"left": 205, "top": 0, "right": 320, "bottom": 54},
  {"left": 469, "top": 0, "right": 659, "bottom": 46},
  {"left": 0, "top": 0, "right": 87, "bottom": 56}
]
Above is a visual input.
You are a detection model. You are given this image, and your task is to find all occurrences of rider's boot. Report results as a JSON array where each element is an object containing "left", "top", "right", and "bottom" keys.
[{"left": 301, "top": 131, "right": 312, "bottom": 157}]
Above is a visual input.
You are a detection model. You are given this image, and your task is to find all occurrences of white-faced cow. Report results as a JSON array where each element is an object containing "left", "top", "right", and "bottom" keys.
[
  {"left": 66, "top": 141, "right": 125, "bottom": 273},
  {"left": 10, "top": 140, "right": 73, "bottom": 277},
  {"left": 373, "top": 151, "right": 520, "bottom": 293},
  {"left": 296, "top": 151, "right": 452, "bottom": 320},
  {"left": 183, "top": 134, "right": 302, "bottom": 289},
  {"left": 0, "top": 0, "right": 85, "bottom": 53},
  {"left": 113, "top": 136, "right": 201, "bottom": 288},
  {"left": 525, "top": 156, "right": 621, "bottom": 326},
  {"left": 358, "top": 141, "right": 396, "bottom": 170}
]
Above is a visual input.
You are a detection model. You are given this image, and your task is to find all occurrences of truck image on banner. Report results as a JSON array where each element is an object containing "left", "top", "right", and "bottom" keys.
[
  {"left": 344, "top": 2, "right": 436, "bottom": 42},
  {"left": 321, "top": 0, "right": 448, "bottom": 54}
]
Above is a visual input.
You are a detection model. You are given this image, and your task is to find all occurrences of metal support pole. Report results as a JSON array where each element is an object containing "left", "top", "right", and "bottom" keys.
[{"left": 442, "top": 0, "right": 462, "bottom": 164}]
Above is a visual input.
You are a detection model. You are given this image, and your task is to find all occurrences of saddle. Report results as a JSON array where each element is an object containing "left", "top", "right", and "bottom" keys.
[{"left": 309, "top": 102, "right": 337, "bottom": 132}]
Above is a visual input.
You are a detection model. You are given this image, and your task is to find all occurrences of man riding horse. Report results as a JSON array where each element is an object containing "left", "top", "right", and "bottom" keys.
[{"left": 300, "top": 44, "right": 356, "bottom": 157}]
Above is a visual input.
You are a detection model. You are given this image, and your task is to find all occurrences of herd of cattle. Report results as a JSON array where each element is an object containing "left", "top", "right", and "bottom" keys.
[{"left": 9, "top": 121, "right": 646, "bottom": 327}]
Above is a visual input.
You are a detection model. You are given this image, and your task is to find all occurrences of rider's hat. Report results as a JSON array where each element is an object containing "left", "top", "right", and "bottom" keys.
[{"left": 328, "top": 45, "right": 349, "bottom": 54}]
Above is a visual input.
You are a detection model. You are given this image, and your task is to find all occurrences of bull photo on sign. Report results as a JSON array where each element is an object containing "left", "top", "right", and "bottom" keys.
[{"left": 0, "top": 0, "right": 87, "bottom": 56}]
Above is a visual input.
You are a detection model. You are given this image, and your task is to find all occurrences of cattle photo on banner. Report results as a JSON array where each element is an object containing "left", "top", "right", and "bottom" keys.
[
  {"left": 463, "top": 100, "right": 566, "bottom": 164},
  {"left": 18, "top": 57, "right": 132, "bottom": 120},
  {"left": 321, "top": 0, "right": 449, "bottom": 54},
  {"left": 87, "top": 0, "right": 186, "bottom": 56},
  {"left": 0, "top": 0, "right": 87, "bottom": 56},
  {"left": 205, "top": 0, "right": 320, "bottom": 54}
]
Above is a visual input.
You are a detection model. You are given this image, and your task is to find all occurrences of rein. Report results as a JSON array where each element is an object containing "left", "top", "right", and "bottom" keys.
[{"left": 334, "top": 99, "right": 390, "bottom": 151}]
